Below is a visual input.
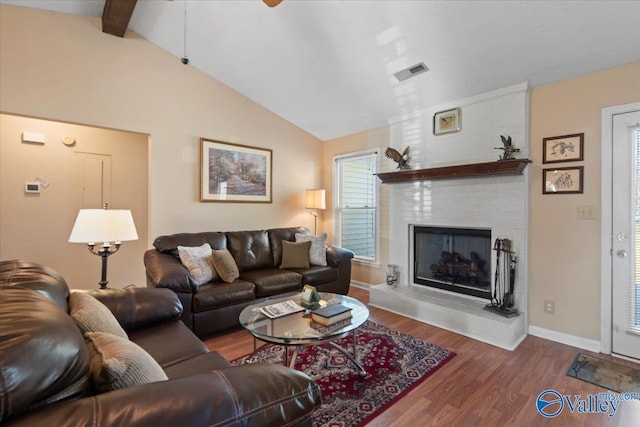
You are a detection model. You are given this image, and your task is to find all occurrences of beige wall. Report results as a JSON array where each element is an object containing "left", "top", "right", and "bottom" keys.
[
  {"left": 0, "top": 5, "right": 322, "bottom": 287},
  {"left": 529, "top": 61, "right": 640, "bottom": 340},
  {"left": 0, "top": 113, "right": 149, "bottom": 289},
  {"left": 322, "top": 126, "right": 389, "bottom": 285}
]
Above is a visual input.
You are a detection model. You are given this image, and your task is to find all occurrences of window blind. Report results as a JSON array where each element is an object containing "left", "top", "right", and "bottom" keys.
[
  {"left": 630, "top": 124, "right": 640, "bottom": 332},
  {"left": 336, "top": 152, "right": 377, "bottom": 261}
]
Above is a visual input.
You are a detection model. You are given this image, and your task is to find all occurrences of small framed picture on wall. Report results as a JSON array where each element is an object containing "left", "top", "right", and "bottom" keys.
[
  {"left": 543, "top": 166, "right": 584, "bottom": 194},
  {"left": 542, "top": 133, "right": 584, "bottom": 164}
]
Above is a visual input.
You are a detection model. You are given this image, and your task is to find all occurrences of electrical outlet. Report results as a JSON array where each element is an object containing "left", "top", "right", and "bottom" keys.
[
  {"left": 577, "top": 205, "right": 597, "bottom": 220},
  {"left": 544, "top": 300, "right": 555, "bottom": 315}
]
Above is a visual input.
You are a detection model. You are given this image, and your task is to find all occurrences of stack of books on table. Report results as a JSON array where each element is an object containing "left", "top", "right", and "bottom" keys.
[
  {"left": 311, "top": 304, "right": 352, "bottom": 326},
  {"left": 314, "top": 317, "right": 353, "bottom": 334}
]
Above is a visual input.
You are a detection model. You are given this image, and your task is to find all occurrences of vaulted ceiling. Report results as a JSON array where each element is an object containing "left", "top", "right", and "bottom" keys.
[{"left": 3, "top": 0, "right": 640, "bottom": 140}]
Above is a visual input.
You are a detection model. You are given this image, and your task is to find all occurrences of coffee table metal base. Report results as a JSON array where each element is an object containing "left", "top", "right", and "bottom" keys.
[{"left": 253, "top": 331, "right": 367, "bottom": 376}]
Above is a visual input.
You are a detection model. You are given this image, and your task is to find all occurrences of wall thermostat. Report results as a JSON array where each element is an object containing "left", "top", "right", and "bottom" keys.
[{"left": 25, "top": 182, "right": 41, "bottom": 193}]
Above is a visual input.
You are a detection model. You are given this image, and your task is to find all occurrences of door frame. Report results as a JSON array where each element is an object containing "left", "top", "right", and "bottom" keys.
[{"left": 600, "top": 101, "right": 640, "bottom": 354}]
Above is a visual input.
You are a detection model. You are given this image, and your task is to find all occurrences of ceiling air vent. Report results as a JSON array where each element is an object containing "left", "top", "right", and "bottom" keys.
[{"left": 394, "top": 62, "right": 429, "bottom": 82}]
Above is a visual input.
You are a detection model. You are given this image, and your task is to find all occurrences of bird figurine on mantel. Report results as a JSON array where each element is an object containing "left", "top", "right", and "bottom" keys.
[
  {"left": 385, "top": 146, "right": 410, "bottom": 170},
  {"left": 494, "top": 135, "right": 520, "bottom": 160}
]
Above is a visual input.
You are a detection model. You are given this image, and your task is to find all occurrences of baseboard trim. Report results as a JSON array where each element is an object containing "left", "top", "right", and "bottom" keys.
[
  {"left": 528, "top": 325, "right": 601, "bottom": 352},
  {"left": 350, "top": 280, "right": 370, "bottom": 290}
]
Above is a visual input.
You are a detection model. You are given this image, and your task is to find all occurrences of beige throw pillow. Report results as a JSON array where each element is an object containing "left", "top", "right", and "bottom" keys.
[
  {"left": 211, "top": 248, "right": 240, "bottom": 283},
  {"left": 69, "top": 292, "right": 128, "bottom": 340},
  {"left": 295, "top": 232, "right": 328, "bottom": 266},
  {"left": 280, "top": 240, "right": 312, "bottom": 269},
  {"left": 85, "top": 332, "right": 167, "bottom": 393},
  {"left": 177, "top": 243, "right": 218, "bottom": 286}
]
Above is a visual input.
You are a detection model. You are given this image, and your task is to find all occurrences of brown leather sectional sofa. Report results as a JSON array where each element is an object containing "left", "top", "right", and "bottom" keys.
[
  {"left": 144, "top": 227, "right": 354, "bottom": 338},
  {"left": 0, "top": 260, "right": 321, "bottom": 427}
]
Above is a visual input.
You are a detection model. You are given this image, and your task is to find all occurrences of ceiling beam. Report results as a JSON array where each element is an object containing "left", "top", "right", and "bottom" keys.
[
  {"left": 102, "top": 0, "right": 138, "bottom": 38},
  {"left": 263, "top": 0, "right": 284, "bottom": 7}
]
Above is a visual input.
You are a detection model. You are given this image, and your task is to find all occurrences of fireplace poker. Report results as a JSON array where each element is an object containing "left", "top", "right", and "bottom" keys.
[
  {"left": 492, "top": 238, "right": 501, "bottom": 306},
  {"left": 501, "top": 239, "right": 512, "bottom": 310},
  {"left": 509, "top": 255, "right": 517, "bottom": 307}
]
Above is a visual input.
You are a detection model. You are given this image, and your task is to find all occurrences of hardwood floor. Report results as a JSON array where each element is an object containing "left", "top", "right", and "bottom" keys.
[{"left": 204, "top": 286, "right": 639, "bottom": 426}]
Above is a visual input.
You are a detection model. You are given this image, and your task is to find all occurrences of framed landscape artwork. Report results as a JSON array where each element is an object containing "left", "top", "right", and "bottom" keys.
[
  {"left": 543, "top": 133, "right": 584, "bottom": 163},
  {"left": 543, "top": 166, "right": 584, "bottom": 194},
  {"left": 200, "top": 138, "right": 272, "bottom": 203}
]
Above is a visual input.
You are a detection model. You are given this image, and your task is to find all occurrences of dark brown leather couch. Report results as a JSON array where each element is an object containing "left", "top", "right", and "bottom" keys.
[
  {"left": 0, "top": 260, "right": 321, "bottom": 427},
  {"left": 144, "top": 227, "right": 354, "bottom": 338}
]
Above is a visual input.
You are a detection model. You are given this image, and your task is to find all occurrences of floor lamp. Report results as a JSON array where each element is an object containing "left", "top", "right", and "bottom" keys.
[
  {"left": 68, "top": 204, "right": 138, "bottom": 289},
  {"left": 305, "top": 189, "right": 326, "bottom": 235}
]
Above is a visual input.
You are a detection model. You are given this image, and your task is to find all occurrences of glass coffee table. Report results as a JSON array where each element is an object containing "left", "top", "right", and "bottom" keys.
[{"left": 239, "top": 292, "right": 370, "bottom": 375}]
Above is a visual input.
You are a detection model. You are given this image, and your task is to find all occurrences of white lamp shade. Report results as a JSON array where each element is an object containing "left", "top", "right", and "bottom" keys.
[
  {"left": 69, "top": 209, "right": 138, "bottom": 243},
  {"left": 305, "top": 189, "right": 326, "bottom": 210}
]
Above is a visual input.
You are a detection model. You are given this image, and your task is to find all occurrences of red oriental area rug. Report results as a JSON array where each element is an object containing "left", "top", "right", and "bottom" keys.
[{"left": 232, "top": 320, "right": 456, "bottom": 427}]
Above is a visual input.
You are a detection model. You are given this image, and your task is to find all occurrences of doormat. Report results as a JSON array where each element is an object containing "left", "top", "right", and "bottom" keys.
[
  {"left": 232, "top": 320, "right": 455, "bottom": 427},
  {"left": 567, "top": 352, "right": 640, "bottom": 393}
]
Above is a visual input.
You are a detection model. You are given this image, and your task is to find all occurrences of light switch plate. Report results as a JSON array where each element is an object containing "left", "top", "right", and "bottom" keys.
[{"left": 577, "top": 205, "right": 597, "bottom": 220}]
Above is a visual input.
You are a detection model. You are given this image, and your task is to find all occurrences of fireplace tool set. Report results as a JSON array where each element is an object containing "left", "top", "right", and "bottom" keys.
[{"left": 484, "top": 238, "right": 520, "bottom": 318}]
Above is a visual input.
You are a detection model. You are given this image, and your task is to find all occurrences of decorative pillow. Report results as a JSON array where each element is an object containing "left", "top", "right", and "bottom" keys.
[
  {"left": 85, "top": 332, "right": 167, "bottom": 393},
  {"left": 177, "top": 243, "right": 218, "bottom": 286},
  {"left": 295, "top": 232, "right": 328, "bottom": 266},
  {"left": 211, "top": 248, "right": 240, "bottom": 283},
  {"left": 69, "top": 292, "right": 128, "bottom": 340},
  {"left": 280, "top": 240, "right": 312, "bottom": 269}
]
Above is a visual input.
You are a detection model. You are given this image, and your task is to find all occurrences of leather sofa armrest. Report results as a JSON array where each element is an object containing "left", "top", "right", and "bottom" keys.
[
  {"left": 326, "top": 245, "right": 354, "bottom": 267},
  {"left": 144, "top": 250, "right": 196, "bottom": 293},
  {"left": 88, "top": 287, "right": 182, "bottom": 332},
  {"left": 5, "top": 365, "right": 321, "bottom": 427}
]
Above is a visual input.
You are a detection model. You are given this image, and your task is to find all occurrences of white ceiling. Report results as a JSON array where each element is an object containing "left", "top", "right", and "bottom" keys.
[{"left": 3, "top": 0, "right": 640, "bottom": 140}]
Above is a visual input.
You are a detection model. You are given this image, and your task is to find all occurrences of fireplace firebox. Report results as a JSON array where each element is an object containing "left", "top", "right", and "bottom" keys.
[{"left": 413, "top": 226, "right": 492, "bottom": 299}]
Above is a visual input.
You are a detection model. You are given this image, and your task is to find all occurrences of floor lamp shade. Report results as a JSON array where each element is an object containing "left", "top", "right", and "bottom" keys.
[
  {"left": 305, "top": 189, "right": 326, "bottom": 210},
  {"left": 69, "top": 209, "right": 138, "bottom": 244},
  {"left": 305, "top": 189, "right": 325, "bottom": 234}
]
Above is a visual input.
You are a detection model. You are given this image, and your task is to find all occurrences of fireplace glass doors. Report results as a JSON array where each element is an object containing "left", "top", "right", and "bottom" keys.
[{"left": 413, "top": 226, "right": 492, "bottom": 299}]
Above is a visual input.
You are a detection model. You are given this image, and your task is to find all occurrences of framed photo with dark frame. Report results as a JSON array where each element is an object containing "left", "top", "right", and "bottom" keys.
[
  {"left": 542, "top": 133, "right": 584, "bottom": 164},
  {"left": 200, "top": 138, "right": 272, "bottom": 203},
  {"left": 543, "top": 166, "right": 584, "bottom": 194},
  {"left": 433, "top": 108, "right": 461, "bottom": 135}
]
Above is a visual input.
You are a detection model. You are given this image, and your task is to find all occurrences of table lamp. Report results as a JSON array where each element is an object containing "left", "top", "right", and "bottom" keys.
[{"left": 69, "top": 204, "right": 138, "bottom": 288}]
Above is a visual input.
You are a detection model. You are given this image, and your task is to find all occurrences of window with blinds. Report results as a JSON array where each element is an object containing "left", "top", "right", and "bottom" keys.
[
  {"left": 335, "top": 150, "right": 378, "bottom": 262},
  {"left": 632, "top": 125, "right": 640, "bottom": 331}
]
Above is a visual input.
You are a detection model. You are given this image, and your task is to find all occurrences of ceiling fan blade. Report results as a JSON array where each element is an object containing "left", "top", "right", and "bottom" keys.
[{"left": 263, "top": 0, "right": 283, "bottom": 7}]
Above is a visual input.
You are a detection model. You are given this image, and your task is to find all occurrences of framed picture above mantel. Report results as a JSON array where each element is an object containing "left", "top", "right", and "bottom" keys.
[
  {"left": 200, "top": 138, "right": 272, "bottom": 203},
  {"left": 433, "top": 108, "right": 461, "bottom": 135}
]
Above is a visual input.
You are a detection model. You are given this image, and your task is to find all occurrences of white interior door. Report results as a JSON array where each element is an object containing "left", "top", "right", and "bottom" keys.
[
  {"left": 72, "top": 153, "right": 112, "bottom": 209},
  {"left": 611, "top": 109, "right": 640, "bottom": 360}
]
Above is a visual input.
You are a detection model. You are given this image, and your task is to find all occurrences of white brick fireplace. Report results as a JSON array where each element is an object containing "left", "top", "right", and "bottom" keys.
[{"left": 369, "top": 83, "right": 529, "bottom": 350}]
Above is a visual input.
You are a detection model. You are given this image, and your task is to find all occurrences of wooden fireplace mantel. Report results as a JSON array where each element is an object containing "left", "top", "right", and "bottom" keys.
[{"left": 375, "top": 159, "right": 532, "bottom": 184}]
